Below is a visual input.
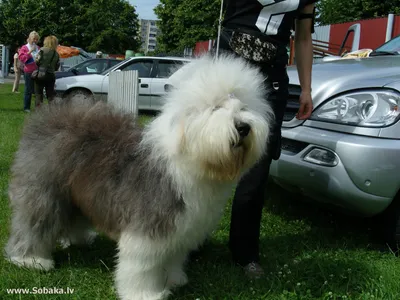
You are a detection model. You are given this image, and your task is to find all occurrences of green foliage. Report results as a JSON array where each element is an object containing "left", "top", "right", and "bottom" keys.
[
  {"left": 154, "top": 0, "right": 221, "bottom": 53},
  {"left": 316, "top": 0, "right": 400, "bottom": 25},
  {"left": 0, "top": 0, "right": 141, "bottom": 53}
]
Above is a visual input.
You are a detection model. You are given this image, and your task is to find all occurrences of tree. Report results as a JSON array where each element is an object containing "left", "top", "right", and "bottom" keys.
[
  {"left": 0, "top": 0, "right": 141, "bottom": 53},
  {"left": 154, "top": 0, "right": 183, "bottom": 53},
  {"left": 316, "top": 0, "right": 400, "bottom": 26},
  {"left": 154, "top": 0, "right": 221, "bottom": 53},
  {"left": 81, "top": 0, "right": 141, "bottom": 53}
]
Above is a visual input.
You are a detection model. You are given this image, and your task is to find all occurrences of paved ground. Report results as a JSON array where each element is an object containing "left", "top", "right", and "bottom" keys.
[{"left": 1, "top": 73, "right": 25, "bottom": 84}]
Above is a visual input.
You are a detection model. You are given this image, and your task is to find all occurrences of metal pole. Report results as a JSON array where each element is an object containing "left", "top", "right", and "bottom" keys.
[
  {"left": 215, "top": 0, "right": 224, "bottom": 58},
  {"left": 386, "top": 13, "right": 394, "bottom": 42}
]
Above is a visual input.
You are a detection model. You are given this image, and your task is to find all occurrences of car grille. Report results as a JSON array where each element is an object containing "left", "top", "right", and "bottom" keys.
[
  {"left": 281, "top": 137, "right": 309, "bottom": 155},
  {"left": 284, "top": 85, "right": 301, "bottom": 122}
]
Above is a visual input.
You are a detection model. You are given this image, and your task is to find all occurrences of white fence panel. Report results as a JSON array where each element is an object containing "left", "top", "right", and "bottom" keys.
[
  {"left": 313, "top": 25, "right": 331, "bottom": 44},
  {"left": 108, "top": 70, "right": 139, "bottom": 116}
]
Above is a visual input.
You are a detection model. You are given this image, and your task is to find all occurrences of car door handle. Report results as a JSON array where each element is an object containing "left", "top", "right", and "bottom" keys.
[{"left": 141, "top": 84, "right": 149, "bottom": 88}]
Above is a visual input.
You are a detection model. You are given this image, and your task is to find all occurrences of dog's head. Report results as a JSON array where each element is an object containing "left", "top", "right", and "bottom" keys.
[{"left": 143, "top": 54, "right": 274, "bottom": 182}]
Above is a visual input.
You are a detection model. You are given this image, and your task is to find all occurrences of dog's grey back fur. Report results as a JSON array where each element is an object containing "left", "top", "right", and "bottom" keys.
[{"left": 8, "top": 101, "right": 185, "bottom": 245}]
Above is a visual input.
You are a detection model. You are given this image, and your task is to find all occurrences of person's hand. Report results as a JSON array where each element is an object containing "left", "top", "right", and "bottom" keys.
[
  {"left": 296, "top": 90, "right": 313, "bottom": 120},
  {"left": 29, "top": 44, "right": 37, "bottom": 54}
]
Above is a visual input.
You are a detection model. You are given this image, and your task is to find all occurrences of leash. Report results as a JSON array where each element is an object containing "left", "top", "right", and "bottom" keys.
[{"left": 215, "top": 0, "right": 224, "bottom": 58}]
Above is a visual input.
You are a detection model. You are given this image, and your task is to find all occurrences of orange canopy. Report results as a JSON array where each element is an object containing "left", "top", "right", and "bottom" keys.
[{"left": 57, "top": 45, "right": 81, "bottom": 58}]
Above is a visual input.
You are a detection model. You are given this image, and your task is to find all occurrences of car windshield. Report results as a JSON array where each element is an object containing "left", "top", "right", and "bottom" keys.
[{"left": 370, "top": 35, "right": 400, "bottom": 56}]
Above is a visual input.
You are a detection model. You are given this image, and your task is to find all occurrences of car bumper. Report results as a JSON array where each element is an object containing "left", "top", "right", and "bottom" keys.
[{"left": 269, "top": 126, "right": 400, "bottom": 217}]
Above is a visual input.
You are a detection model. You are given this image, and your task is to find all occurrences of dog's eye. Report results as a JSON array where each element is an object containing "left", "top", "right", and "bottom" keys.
[
  {"left": 212, "top": 105, "right": 222, "bottom": 112},
  {"left": 240, "top": 107, "right": 248, "bottom": 111}
]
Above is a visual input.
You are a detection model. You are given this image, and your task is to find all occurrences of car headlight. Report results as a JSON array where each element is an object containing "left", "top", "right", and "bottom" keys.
[{"left": 310, "top": 89, "right": 400, "bottom": 127}]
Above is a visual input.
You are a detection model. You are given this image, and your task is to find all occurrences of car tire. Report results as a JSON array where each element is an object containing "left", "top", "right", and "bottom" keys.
[{"left": 64, "top": 89, "right": 95, "bottom": 105}]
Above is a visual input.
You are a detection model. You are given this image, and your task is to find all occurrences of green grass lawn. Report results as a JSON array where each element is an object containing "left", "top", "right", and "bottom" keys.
[{"left": 0, "top": 83, "right": 399, "bottom": 299}]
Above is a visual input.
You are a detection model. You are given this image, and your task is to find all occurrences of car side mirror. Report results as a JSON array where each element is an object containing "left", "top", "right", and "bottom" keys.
[
  {"left": 71, "top": 69, "right": 78, "bottom": 75},
  {"left": 164, "top": 84, "right": 173, "bottom": 92}
]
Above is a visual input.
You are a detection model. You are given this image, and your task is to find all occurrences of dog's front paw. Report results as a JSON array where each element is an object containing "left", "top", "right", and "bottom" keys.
[
  {"left": 167, "top": 269, "right": 188, "bottom": 288},
  {"left": 8, "top": 256, "right": 54, "bottom": 271},
  {"left": 119, "top": 290, "right": 172, "bottom": 300}
]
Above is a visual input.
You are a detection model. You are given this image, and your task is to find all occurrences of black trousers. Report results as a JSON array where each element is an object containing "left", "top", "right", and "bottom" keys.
[
  {"left": 217, "top": 32, "right": 290, "bottom": 266},
  {"left": 34, "top": 73, "right": 56, "bottom": 99}
]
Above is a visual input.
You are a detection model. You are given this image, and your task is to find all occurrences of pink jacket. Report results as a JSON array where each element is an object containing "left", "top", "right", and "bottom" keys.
[{"left": 19, "top": 44, "right": 40, "bottom": 73}]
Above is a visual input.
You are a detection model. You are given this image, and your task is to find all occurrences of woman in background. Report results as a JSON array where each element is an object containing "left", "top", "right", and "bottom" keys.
[
  {"left": 19, "top": 31, "right": 40, "bottom": 112},
  {"left": 34, "top": 35, "right": 60, "bottom": 106},
  {"left": 12, "top": 47, "right": 22, "bottom": 93}
]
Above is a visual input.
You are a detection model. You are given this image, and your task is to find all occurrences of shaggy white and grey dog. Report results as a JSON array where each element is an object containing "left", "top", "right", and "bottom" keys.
[{"left": 5, "top": 54, "right": 273, "bottom": 300}]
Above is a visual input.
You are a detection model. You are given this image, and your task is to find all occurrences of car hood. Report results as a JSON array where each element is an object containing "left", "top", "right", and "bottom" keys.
[
  {"left": 56, "top": 74, "right": 105, "bottom": 84},
  {"left": 287, "top": 56, "right": 400, "bottom": 103}
]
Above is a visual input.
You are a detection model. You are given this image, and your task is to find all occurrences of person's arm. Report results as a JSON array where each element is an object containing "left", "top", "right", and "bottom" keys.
[
  {"left": 19, "top": 46, "right": 35, "bottom": 64},
  {"left": 13, "top": 54, "right": 18, "bottom": 68},
  {"left": 294, "top": 3, "right": 315, "bottom": 120},
  {"left": 35, "top": 50, "right": 43, "bottom": 66},
  {"left": 55, "top": 54, "right": 60, "bottom": 71}
]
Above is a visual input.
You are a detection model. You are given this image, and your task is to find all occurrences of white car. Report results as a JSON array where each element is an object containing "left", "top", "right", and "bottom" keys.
[{"left": 55, "top": 56, "right": 191, "bottom": 111}]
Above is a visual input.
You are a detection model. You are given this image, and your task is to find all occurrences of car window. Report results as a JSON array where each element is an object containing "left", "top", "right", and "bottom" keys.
[
  {"left": 156, "top": 60, "right": 185, "bottom": 78},
  {"left": 100, "top": 59, "right": 129, "bottom": 75},
  {"left": 375, "top": 35, "right": 400, "bottom": 52},
  {"left": 70, "top": 60, "right": 93, "bottom": 73},
  {"left": 120, "top": 61, "right": 153, "bottom": 78},
  {"left": 75, "top": 60, "right": 109, "bottom": 74},
  {"left": 109, "top": 60, "right": 121, "bottom": 68}
]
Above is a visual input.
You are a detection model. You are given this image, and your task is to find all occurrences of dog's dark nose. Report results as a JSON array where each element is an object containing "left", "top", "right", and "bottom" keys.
[{"left": 236, "top": 122, "right": 251, "bottom": 138}]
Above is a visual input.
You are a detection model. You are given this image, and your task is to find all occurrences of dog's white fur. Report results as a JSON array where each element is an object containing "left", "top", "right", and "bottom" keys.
[
  {"left": 114, "top": 55, "right": 272, "bottom": 299},
  {"left": 6, "top": 54, "right": 273, "bottom": 300}
]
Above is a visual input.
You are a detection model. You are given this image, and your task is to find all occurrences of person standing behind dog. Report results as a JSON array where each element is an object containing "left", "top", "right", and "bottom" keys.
[
  {"left": 19, "top": 31, "right": 40, "bottom": 112},
  {"left": 218, "top": 0, "right": 318, "bottom": 278},
  {"left": 12, "top": 47, "right": 23, "bottom": 93},
  {"left": 33, "top": 35, "right": 60, "bottom": 107}
]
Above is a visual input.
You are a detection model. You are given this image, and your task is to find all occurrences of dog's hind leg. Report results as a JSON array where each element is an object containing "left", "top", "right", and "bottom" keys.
[
  {"left": 5, "top": 185, "right": 67, "bottom": 271},
  {"left": 59, "top": 214, "right": 98, "bottom": 249},
  {"left": 115, "top": 231, "right": 172, "bottom": 300}
]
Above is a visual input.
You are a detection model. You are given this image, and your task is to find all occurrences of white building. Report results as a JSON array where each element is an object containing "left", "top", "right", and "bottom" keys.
[{"left": 139, "top": 19, "right": 159, "bottom": 54}]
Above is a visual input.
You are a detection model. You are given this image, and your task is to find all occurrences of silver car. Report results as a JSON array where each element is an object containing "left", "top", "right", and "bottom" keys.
[{"left": 269, "top": 35, "right": 400, "bottom": 248}]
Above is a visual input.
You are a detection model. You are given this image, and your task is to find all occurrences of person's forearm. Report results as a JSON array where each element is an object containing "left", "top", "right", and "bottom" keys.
[
  {"left": 295, "top": 38, "right": 313, "bottom": 93},
  {"left": 19, "top": 47, "right": 32, "bottom": 63}
]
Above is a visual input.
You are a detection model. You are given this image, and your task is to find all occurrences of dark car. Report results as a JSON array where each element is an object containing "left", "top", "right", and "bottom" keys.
[{"left": 55, "top": 58, "right": 121, "bottom": 79}]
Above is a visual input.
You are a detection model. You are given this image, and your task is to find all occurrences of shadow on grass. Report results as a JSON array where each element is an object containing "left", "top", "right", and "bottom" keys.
[
  {"left": 174, "top": 238, "right": 384, "bottom": 300},
  {"left": 49, "top": 234, "right": 382, "bottom": 300},
  {"left": 262, "top": 180, "right": 392, "bottom": 253},
  {"left": 53, "top": 236, "right": 117, "bottom": 272}
]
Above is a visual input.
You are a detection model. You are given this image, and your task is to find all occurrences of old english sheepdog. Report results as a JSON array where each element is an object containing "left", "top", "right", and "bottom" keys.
[{"left": 5, "top": 54, "right": 273, "bottom": 300}]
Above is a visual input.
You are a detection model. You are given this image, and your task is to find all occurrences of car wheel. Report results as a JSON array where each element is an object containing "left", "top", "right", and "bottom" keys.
[
  {"left": 64, "top": 89, "right": 95, "bottom": 105},
  {"left": 381, "top": 193, "right": 400, "bottom": 253}
]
